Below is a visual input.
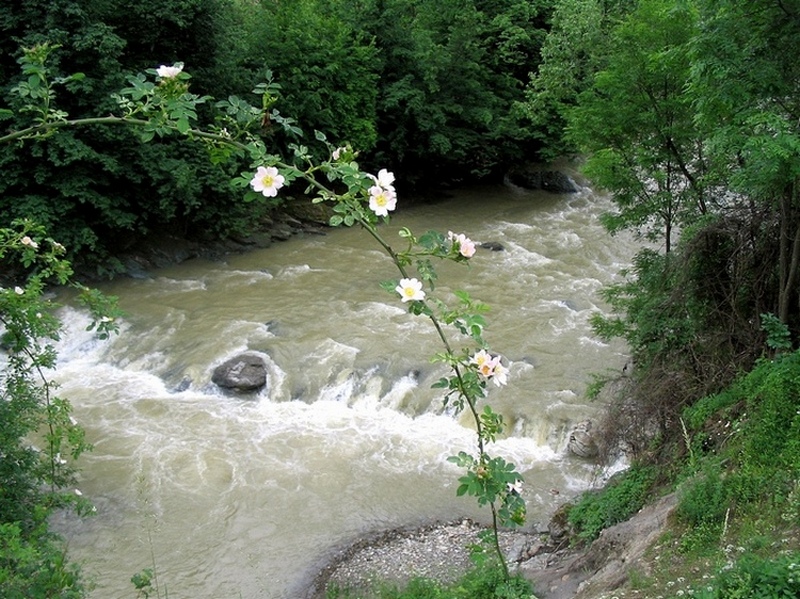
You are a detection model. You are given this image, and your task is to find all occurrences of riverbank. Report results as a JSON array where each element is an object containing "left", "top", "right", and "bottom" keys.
[
  {"left": 95, "top": 199, "right": 330, "bottom": 281},
  {"left": 305, "top": 493, "right": 679, "bottom": 599}
]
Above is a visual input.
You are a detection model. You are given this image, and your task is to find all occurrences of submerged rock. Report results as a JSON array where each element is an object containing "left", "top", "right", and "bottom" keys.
[
  {"left": 172, "top": 376, "right": 192, "bottom": 393},
  {"left": 211, "top": 353, "right": 267, "bottom": 393},
  {"left": 567, "top": 420, "right": 599, "bottom": 458},
  {"left": 479, "top": 241, "right": 506, "bottom": 252}
]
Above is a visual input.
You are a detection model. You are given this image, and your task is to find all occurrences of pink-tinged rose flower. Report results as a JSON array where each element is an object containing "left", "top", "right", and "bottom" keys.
[
  {"left": 369, "top": 185, "right": 397, "bottom": 217},
  {"left": 471, "top": 350, "right": 509, "bottom": 385},
  {"left": 471, "top": 349, "right": 492, "bottom": 369},
  {"left": 250, "top": 166, "right": 285, "bottom": 197},
  {"left": 448, "top": 231, "right": 476, "bottom": 258},
  {"left": 21, "top": 236, "right": 38, "bottom": 249}
]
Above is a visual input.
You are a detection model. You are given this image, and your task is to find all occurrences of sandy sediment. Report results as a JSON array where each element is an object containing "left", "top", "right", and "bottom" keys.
[{"left": 305, "top": 519, "right": 542, "bottom": 599}]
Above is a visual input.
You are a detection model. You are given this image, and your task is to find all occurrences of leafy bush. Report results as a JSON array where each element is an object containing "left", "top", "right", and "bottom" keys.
[
  {"left": 676, "top": 350, "right": 800, "bottom": 555},
  {"left": 567, "top": 465, "right": 657, "bottom": 542},
  {"left": 0, "top": 522, "right": 85, "bottom": 599},
  {"left": 0, "top": 0, "right": 258, "bottom": 272},
  {"left": 0, "top": 221, "right": 119, "bottom": 596},
  {"left": 682, "top": 386, "right": 742, "bottom": 431},
  {"left": 685, "top": 350, "right": 800, "bottom": 475},
  {"left": 675, "top": 466, "right": 729, "bottom": 529},
  {"left": 696, "top": 552, "right": 800, "bottom": 599},
  {"left": 739, "top": 353, "right": 800, "bottom": 473}
]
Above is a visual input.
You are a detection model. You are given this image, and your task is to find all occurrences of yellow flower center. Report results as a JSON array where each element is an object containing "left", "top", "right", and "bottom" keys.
[
  {"left": 375, "top": 193, "right": 388, "bottom": 206},
  {"left": 262, "top": 175, "right": 275, "bottom": 187}
]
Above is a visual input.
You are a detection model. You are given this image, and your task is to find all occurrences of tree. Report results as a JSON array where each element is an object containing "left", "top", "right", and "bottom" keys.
[
  {"left": 360, "top": 0, "right": 553, "bottom": 185},
  {"left": 242, "top": 0, "right": 380, "bottom": 156},
  {"left": 690, "top": 0, "right": 800, "bottom": 327},
  {"left": 565, "top": 0, "right": 707, "bottom": 253},
  {"left": 522, "top": 0, "right": 635, "bottom": 159}
]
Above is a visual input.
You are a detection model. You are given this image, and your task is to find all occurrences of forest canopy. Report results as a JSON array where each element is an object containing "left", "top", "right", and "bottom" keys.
[{"left": 0, "top": 0, "right": 554, "bottom": 272}]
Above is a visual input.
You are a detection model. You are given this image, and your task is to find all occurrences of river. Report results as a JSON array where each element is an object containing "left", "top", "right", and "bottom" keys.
[{"left": 50, "top": 179, "right": 636, "bottom": 598}]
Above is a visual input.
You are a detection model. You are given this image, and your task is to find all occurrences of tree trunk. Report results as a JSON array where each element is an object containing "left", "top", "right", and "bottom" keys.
[{"left": 778, "top": 180, "right": 800, "bottom": 325}]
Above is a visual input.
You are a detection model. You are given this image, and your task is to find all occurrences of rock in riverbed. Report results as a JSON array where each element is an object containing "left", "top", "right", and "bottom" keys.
[{"left": 211, "top": 353, "right": 267, "bottom": 393}]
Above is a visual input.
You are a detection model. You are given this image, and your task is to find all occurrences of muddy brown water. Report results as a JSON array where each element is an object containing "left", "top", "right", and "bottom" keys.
[{"left": 50, "top": 181, "right": 637, "bottom": 597}]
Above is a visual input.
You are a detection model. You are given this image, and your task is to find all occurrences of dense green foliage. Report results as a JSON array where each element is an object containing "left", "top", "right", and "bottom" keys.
[
  {"left": 566, "top": 465, "right": 657, "bottom": 542},
  {"left": 697, "top": 552, "right": 800, "bottom": 599},
  {"left": 0, "top": 521, "right": 86, "bottom": 599},
  {"left": 681, "top": 350, "right": 800, "bottom": 517},
  {"left": 358, "top": 0, "right": 551, "bottom": 184},
  {"left": 523, "top": 0, "right": 635, "bottom": 159},
  {"left": 0, "top": 0, "right": 264, "bottom": 273},
  {"left": 0, "top": 221, "right": 119, "bottom": 597},
  {"left": 0, "top": 0, "right": 554, "bottom": 272}
]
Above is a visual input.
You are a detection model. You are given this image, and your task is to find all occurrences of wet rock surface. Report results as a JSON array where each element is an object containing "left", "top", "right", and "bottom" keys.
[
  {"left": 506, "top": 168, "right": 580, "bottom": 194},
  {"left": 211, "top": 353, "right": 267, "bottom": 392}
]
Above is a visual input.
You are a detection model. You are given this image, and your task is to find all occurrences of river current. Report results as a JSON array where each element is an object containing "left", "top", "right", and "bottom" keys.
[{"left": 50, "top": 180, "right": 636, "bottom": 597}]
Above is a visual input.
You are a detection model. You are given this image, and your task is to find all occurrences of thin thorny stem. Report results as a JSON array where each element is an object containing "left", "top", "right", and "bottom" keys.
[{"left": 359, "top": 219, "right": 509, "bottom": 575}]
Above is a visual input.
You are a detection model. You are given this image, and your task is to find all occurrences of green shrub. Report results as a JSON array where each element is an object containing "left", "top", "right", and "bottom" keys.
[
  {"left": 449, "top": 565, "right": 533, "bottom": 599},
  {"left": 567, "top": 465, "right": 657, "bottom": 542},
  {"left": 1, "top": 221, "right": 119, "bottom": 597},
  {"left": 682, "top": 350, "right": 800, "bottom": 506},
  {"left": 676, "top": 466, "right": 730, "bottom": 528},
  {"left": 695, "top": 552, "right": 800, "bottom": 599},
  {"left": 0, "top": 522, "right": 85, "bottom": 599},
  {"left": 683, "top": 386, "right": 742, "bottom": 431},
  {"left": 740, "top": 353, "right": 800, "bottom": 473}
]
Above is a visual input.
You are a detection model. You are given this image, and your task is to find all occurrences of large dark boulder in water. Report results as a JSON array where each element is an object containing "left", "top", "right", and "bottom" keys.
[
  {"left": 212, "top": 353, "right": 267, "bottom": 393},
  {"left": 507, "top": 168, "right": 580, "bottom": 194}
]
